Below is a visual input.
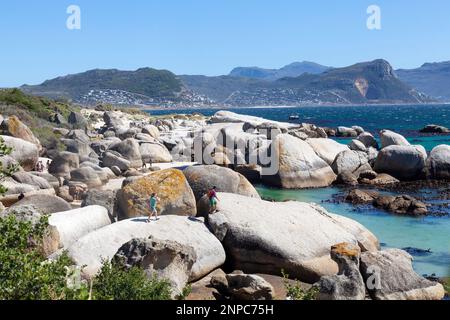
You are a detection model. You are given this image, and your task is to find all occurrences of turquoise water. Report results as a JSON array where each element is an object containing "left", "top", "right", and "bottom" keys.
[
  {"left": 148, "top": 104, "right": 450, "bottom": 151},
  {"left": 149, "top": 105, "right": 450, "bottom": 277},
  {"left": 256, "top": 185, "right": 450, "bottom": 278}
]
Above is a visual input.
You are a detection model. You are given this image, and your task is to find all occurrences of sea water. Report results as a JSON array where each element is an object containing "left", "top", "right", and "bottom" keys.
[{"left": 148, "top": 104, "right": 450, "bottom": 151}]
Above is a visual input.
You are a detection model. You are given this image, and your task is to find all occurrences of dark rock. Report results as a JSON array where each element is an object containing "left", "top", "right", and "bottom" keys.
[
  {"left": 68, "top": 112, "right": 88, "bottom": 129},
  {"left": 420, "top": 124, "right": 449, "bottom": 134},
  {"left": 345, "top": 189, "right": 378, "bottom": 205},
  {"left": 234, "top": 164, "right": 262, "bottom": 183},
  {"left": 210, "top": 272, "right": 275, "bottom": 300},
  {"left": 402, "top": 247, "right": 432, "bottom": 256},
  {"left": 358, "top": 170, "right": 378, "bottom": 180},
  {"left": 52, "top": 113, "right": 67, "bottom": 125},
  {"left": 335, "top": 172, "right": 358, "bottom": 186},
  {"left": 373, "top": 195, "right": 428, "bottom": 216},
  {"left": 359, "top": 173, "right": 399, "bottom": 186}
]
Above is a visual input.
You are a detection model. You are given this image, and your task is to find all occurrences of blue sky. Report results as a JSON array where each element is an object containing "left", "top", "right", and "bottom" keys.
[{"left": 1, "top": 0, "right": 450, "bottom": 87}]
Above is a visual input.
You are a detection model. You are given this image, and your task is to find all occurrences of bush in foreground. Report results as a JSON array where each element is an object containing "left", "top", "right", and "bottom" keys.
[
  {"left": 0, "top": 214, "right": 86, "bottom": 300},
  {"left": 0, "top": 214, "right": 176, "bottom": 300},
  {"left": 282, "top": 270, "right": 318, "bottom": 300},
  {"left": 92, "top": 261, "right": 172, "bottom": 300}
]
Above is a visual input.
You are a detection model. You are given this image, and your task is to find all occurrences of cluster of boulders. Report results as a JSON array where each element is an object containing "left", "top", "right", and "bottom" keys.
[
  {"left": 0, "top": 116, "right": 56, "bottom": 206},
  {"left": 346, "top": 189, "right": 428, "bottom": 216},
  {"left": 195, "top": 112, "right": 449, "bottom": 191},
  {"left": 0, "top": 109, "right": 447, "bottom": 300}
]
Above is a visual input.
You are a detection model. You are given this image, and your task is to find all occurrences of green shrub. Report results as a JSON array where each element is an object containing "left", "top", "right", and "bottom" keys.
[
  {"left": 0, "top": 88, "right": 74, "bottom": 120},
  {"left": 0, "top": 214, "right": 85, "bottom": 300},
  {"left": 177, "top": 284, "right": 192, "bottom": 300},
  {"left": 92, "top": 261, "right": 172, "bottom": 300},
  {"left": 281, "top": 270, "right": 318, "bottom": 300}
]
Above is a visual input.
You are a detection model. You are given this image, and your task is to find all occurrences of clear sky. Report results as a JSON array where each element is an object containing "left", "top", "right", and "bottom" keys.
[{"left": 1, "top": 0, "right": 450, "bottom": 87}]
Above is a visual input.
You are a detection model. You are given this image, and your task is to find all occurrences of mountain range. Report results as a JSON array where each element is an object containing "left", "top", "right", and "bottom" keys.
[
  {"left": 396, "top": 62, "right": 450, "bottom": 101},
  {"left": 229, "top": 61, "right": 331, "bottom": 80},
  {"left": 21, "top": 59, "right": 450, "bottom": 107}
]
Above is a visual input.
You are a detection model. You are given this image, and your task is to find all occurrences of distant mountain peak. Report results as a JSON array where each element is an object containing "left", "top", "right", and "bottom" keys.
[
  {"left": 229, "top": 61, "right": 331, "bottom": 80},
  {"left": 396, "top": 61, "right": 450, "bottom": 101}
]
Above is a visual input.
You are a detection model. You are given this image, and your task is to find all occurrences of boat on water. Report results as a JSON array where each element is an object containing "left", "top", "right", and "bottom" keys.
[{"left": 289, "top": 114, "right": 300, "bottom": 120}]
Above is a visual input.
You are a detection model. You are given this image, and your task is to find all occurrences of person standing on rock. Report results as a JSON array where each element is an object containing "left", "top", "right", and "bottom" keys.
[
  {"left": 207, "top": 187, "right": 219, "bottom": 214},
  {"left": 148, "top": 193, "right": 160, "bottom": 222}
]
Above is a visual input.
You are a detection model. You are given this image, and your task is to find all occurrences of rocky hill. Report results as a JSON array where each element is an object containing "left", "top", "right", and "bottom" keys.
[
  {"left": 21, "top": 68, "right": 189, "bottom": 106},
  {"left": 229, "top": 61, "right": 331, "bottom": 80},
  {"left": 396, "top": 61, "right": 450, "bottom": 101},
  {"left": 183, "top": 60, "right": 433, "bottom": 106}
]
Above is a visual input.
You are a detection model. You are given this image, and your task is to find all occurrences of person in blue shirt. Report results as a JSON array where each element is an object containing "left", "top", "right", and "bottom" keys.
[{"left": 148, "top": 193, "right": 160, "bottom": 222}]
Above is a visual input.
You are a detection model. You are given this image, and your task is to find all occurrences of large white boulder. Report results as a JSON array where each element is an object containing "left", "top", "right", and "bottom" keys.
[
  {"left": 139, "top": 142, "right": 173, "bottom": 163},
  {"left": 67, "top": 215, "right": 226, "bottom": 281},
  {"left": 262, "top": 134, "right": 336, "bottom": 189},
  {"left": 210, "top": 111, "right": 293, "bottom": 130},
  {"left": 427, "top": 144, "right": 450, "bottom": 180},
  {"left": 380, "top": 130, "right": 410, "bottom": 148},
  {"left": 306, "top": 138, "right": 349, "bottom": 165},
  {"left": 360, "top": 249, "right": 445, "bottom": 300},
  {"left": 374, "top": 145, "right": 427, "bottom": 180},
  {"left": 108, "top": 138, "right": 143, "bottom": 168},
  {"left": 49, "top": 205, "right": 112, "bottom": 251},
  {"left": 206, "top": 193, "right": 379, "bottom": 283},
  {"left": 1, "top": 135, "right": 39, "bottom": 171},
  {"left": 183, "top": 165, "right": 260, "bottom": 202},
  {"left": 331, "top": 150, "right": 371, "bottom": 176}
]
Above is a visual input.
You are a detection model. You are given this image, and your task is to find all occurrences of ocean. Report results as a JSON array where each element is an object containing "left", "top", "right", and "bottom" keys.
[
  {"left": 148, "top": 104, "right": 450, "bottom": 151},
  {"left": 147, "top": 105, "right": 450, "bottom": 277}
]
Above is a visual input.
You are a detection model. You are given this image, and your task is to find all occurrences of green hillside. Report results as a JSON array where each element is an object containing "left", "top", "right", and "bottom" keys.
[{"left": 22, "top": 68, "right": 183, "bottom": 101}]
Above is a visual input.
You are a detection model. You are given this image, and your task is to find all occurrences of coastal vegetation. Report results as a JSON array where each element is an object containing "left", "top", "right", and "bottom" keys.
[
  {"left": 0, "top": 214, "right": 178, "bottom": 300},
  {"left": 0, "top": 89, "right": 75, "bottom": 150},
  {"left": 282, "top": 271, "right": 318, "bottom": 300},
  {"left": 22, "top": 68, "right": 183, "bottom": 102}
]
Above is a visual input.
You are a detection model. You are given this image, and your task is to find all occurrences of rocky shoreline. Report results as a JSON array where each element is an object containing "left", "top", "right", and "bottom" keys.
[{"left": 0, "top": 108, "right": 448, "bottom": 300}]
